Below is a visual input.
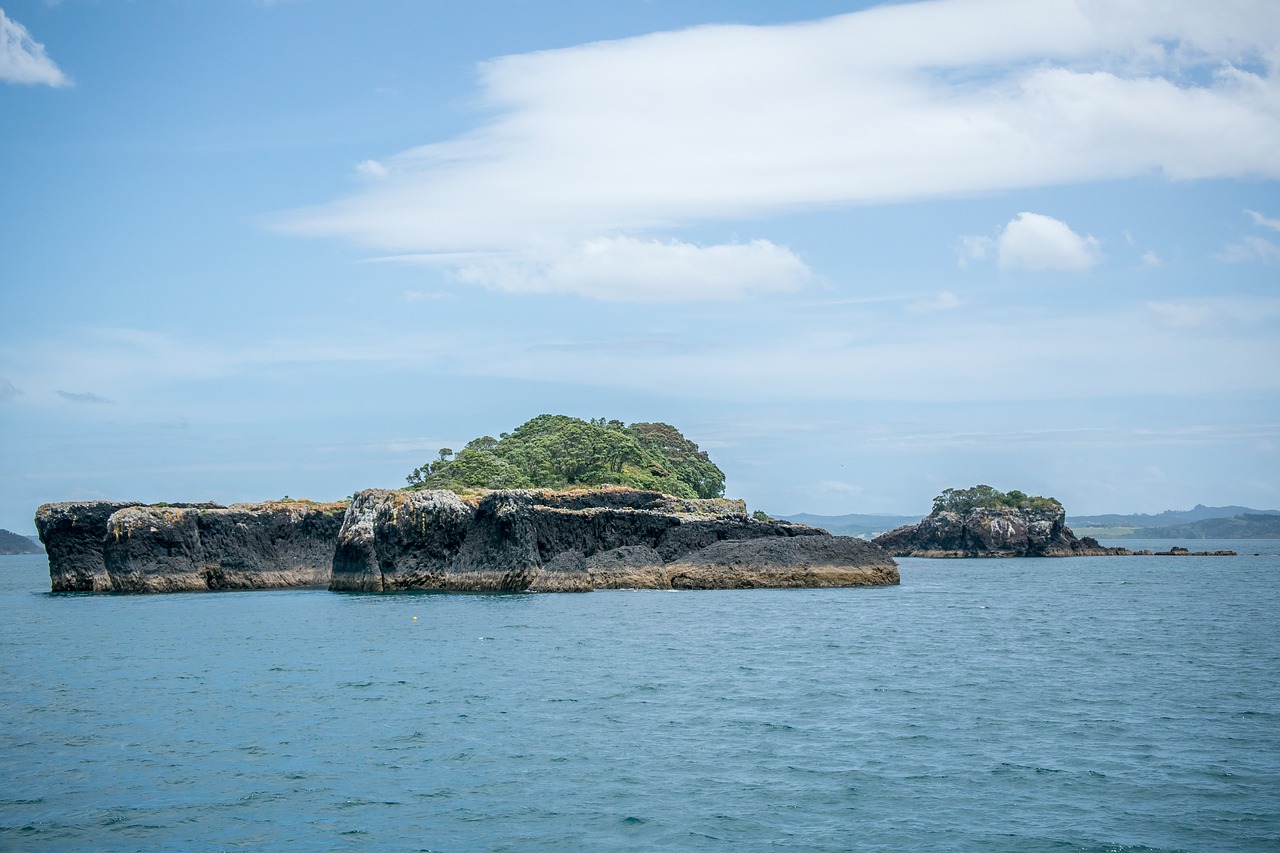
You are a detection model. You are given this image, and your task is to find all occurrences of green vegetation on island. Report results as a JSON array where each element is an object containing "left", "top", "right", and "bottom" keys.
[
  {"left": 931, "top": 484, "right": 1061, "bottom": 514},
  {"left": 406, "top": 414, "right": 726, "bottom": 500}
]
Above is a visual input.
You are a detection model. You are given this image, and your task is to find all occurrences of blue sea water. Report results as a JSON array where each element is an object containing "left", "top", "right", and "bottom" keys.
[{"left": 2, "top": 542, "right": 1278, "bottom": 852}]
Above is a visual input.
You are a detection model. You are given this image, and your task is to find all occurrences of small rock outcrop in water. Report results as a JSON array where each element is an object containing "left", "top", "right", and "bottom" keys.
[
  {"left": 36, "top": 500, "right": 346, "bottom": 592},
  {"left": 331, "top": 486, "right": 898, "bottom": 592},
  {"left": 873, "top": 503, "right": 1130, "bottom": 558}
]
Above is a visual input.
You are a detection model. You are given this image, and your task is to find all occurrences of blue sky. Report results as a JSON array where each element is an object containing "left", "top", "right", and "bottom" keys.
[{"left": 2, "top": 0, "right": 1278, "bottom": 532}]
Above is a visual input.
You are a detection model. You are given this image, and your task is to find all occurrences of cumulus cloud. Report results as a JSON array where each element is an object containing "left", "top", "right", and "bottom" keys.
[
  {"left": 275, "top": 0, "right": 1280, "bottom": 300},
  {"left": 962, "top": 212, "right": 1101, "bottom": 271},
  {"left": 996, "top": 212, "right": 1102, "bottom": 271},
  {"left": 0, "top": 9, "right": 69, "bottom": 87},
  {"left": 57, "top": 390, "right": 112, "bottom": 404},
  {"left": 451, "top": 236, "right": 813, "bottom": 302}
]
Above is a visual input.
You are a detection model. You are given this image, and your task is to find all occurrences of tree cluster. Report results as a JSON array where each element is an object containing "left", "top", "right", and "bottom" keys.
[
  {"left": 931, "top": 484, "right": 1061, "bottom": 514},
  {"left": 406, "top": 414, "right": 726, "bottom": 499}
]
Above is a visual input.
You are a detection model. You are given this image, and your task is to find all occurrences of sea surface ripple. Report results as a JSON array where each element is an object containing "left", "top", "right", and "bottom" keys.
[{"left": 2, "top": 541, "right": 1277, "bottom": 852}]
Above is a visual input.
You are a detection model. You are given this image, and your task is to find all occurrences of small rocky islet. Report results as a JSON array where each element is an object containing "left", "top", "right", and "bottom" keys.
[{"left": 873, "top": 485, "right": 1236, "bottom": 558}]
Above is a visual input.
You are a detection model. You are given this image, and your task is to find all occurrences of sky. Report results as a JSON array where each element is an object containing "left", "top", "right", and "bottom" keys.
[{"left": 1, "top": 0, "right": 1278, "bottom": 532}]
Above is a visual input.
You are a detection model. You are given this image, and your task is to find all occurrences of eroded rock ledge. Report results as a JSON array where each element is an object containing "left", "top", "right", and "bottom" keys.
[
  {"left": 35, "top": 487, "right": 899, "bottom": 593},
  {"left": 331, "top": 487, "right": 898, "bottom": 592}
]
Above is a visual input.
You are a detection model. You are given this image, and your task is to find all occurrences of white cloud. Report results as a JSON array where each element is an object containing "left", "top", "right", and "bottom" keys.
[
  {"left": 451, "top": 236, "right": 813, "bottom": 302},
  {"left": 1221, "top": 209, "right": 1280, "bottom": 263},
  {"left": 958, "top": 235, "right": 994, "bottom": 267},
  {"left": 962, "top": 212, "right": 1101, "bottom": 271},
  {"left": 0, "top": 9, "right": 69, "bottom": 87},
  {"left": 1141, "top": 250, "right": 1162, "bottom": 266},
  {"left": 1219, "top": 234, "right": 1280, "bottom": 263},
  {"left": 355, "top": 159, "right": 388, "bottom": 178},
  {"left": 1246, "top": 209, "right": 1280, "bottom": 231},
  {"left": 816, "top": 479, "right": 863, "bottom": 497},
  {"left": 276, "top": 0, "right": 1280, "bottom": 300},
  {"left": 907, "top": 291, "right": 965, "bottom": 313},
  {"left": 995, "top": 212, "right": 1102, "bottom": 271},
  {"left": 1146, "top": 301, "right": 1223, "bottom": 329}
]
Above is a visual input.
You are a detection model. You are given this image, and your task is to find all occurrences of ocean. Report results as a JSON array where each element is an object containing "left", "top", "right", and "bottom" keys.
[{"left": 2, "top": 541, "right": 1278, "bottom": 852}]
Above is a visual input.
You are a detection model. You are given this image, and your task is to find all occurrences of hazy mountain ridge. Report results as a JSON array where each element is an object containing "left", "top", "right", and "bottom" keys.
[
  {"left": 779, "top": 513, "right": 924, "bottom": 538},
  {"left": 0, "top": 528, "right": 44, "bottom": 555},
  {"left": 1101, "top": 514, "right": 1280, "bottom": 539},
  {"left": 1067, "top": 504, "right": 1280, "bottom": 529}
]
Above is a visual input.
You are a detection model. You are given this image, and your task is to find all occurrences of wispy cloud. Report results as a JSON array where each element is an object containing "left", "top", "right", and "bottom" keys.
[
  {"left": 275, "top": 0, "right": 1280, "bottom": 300},
  {"left": 452, "top": 236, "right": 813, "bottom": 302},
  {"left": 0, "top": 9, "right": 70, "bottom": 87},
  {"left": 8, "top": 295, "right": 1278, "bottom": 416},
  {"left": 355, "top": 159, "right": 388, "bottom": 178},
  {"left": 1246, "top": 209, "right": 1280, "bottom": 232},
  {"left": 1219, "top": 208, "right": 1280, "bottom": 263},
  {"left": 56, "top": 390, "right": 112, "bottom": 405},
  {"left": 0, "top": 377, "right": 20, "bottom": 401},
  {"left": 1218, "top": 234, "right": 1280, "bottom": 264},
  {"left": 907, "top": 291, "right": 965, "bottom": 313},
  {"left": 1146, "top": 301, "right": 1224, "bottom": 329}
]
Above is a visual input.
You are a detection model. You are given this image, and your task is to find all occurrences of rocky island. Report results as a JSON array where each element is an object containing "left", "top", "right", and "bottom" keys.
[
  {"left": 874, "top": 485, "right": 1235, "bottom": 558},
  {"left": 34, "top": 415, "right": 899, "bottom": 593},
  {"left": 35, "top": 488, "right": 898, "bottom": 593}
]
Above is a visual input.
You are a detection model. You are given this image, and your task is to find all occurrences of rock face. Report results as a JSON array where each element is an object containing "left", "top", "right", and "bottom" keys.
[
  {"left": 331, "top": 486, "right": 899, "bottom": 592},
  {"left": 36, "top": 501, "right": 144, "bottom": 591},
  {"left": 37, "top": 487, "right": 898, "bottom": 593},
  {"left": 36, "top": 500, "right": 347, "bottom": 592},
  {"left": 873, "top": 504, "right": 1128, "bottom": 558}
]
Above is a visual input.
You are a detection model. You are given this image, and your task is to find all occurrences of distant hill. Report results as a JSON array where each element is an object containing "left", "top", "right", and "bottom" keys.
[
  {"left": 1105, "top": 514, "right": 1280, "bottom": 539},
  {"left": 1068, "top": 504, "right": 1280, "bottom": 529},
  {"left": 0, "top": 529, "right": 43, "bottom": 555},
  {"left": 779, "top": 513, "right": 923, "bottom": 538}
]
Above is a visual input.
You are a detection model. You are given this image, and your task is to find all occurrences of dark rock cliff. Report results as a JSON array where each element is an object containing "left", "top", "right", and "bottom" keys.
[
  {"left": 36, "top": 487, "right": 898, "bottom": 593},
  {"left": 873, "top": 504, "right": 1128, "bottom": 558},
  {"left": 331, "top": 486, "right": 898, "bottom": 592},
  {"left": 37, "top": 500, "right": 346, "bottom": 592},
  {"left": 36, "top": 501, "right": 144, "bottom": 591}
]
